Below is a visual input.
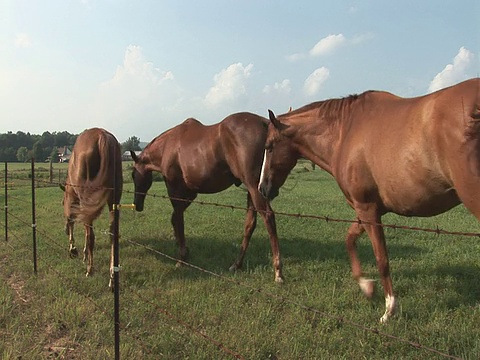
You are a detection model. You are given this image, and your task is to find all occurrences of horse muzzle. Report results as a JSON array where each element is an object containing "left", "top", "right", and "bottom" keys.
[
  {"left": 258, "top": 182, "right": 278, "bottom": 200},
  {"left": 134, "top": 201, "right": 144, "bottom": 212}
]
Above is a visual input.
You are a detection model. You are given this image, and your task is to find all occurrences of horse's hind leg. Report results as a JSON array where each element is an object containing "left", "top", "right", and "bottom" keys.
[
  {"left": 84, "top": 223, "right": 95, "bottom": 277},
  {"left": 251, "top": 190, "right": 283, "bottom": 283},
  {"left": 230, "top": 193, "right": 257, "bottom": 272},
  {"left": 170, "top": 196, "right": 193, "bottom": 267}
]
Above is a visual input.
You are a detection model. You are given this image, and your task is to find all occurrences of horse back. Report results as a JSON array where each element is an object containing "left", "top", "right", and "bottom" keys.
[{"left": 150, "top": 113, "right": 268, "bottom": 192}]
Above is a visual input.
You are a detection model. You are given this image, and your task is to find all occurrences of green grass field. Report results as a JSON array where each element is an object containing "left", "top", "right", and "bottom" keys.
[{"left": 0, "top": 161, "right": 479, "bottom": 359}]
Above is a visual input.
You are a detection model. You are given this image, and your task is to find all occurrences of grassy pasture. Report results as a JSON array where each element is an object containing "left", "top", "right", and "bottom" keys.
[{"left": 0, "top": 161, "right": 479, "bottom": 359}]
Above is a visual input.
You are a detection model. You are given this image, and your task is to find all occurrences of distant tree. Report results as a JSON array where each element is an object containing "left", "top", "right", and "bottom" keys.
[
  {"left": 0, "top": 147, "right": 16, "bottom": 162},
  {"left": 32, "top": 141, "right": 45, "bottom": 161},
  {"left": 49, "top": 147, "right": 59, "bottom": 163},
  {"left": 16, "top": 146, "right": 29, "bottom": 162},
  {"left": 0, "top": 130, "right": 78, "bottom": 162},
  {"left": 121, "top": 136, "right": 142, "bottom": 153},
  {"left": 41, "top": 131, "right": 54, "bottom": 148}
]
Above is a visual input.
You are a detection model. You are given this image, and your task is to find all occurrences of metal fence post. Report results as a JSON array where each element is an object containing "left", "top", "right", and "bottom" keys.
[
  {"left": 113, "top": 161, "right": 121, "bottom": 360},
  {"left": 4, "top": 162, "right": 7, "bottom": 242},
  {"left": 31, "top": 158, "right": 38, "bottom": 274}
]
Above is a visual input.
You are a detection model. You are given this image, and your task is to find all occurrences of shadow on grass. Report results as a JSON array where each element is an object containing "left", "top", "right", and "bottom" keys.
[
  {"left": 124, "top": 233, "right": 423, "bottom": 282},
  {"left": 399, "top": 264, "right": 480, "bottom": 307},
  {"left": 123, "top": 231, "right": 480, "bottom": 310}
]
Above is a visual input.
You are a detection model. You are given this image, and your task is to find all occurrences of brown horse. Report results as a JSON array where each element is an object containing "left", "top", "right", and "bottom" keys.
[
  {"left": 61, "top": 128, "right": 123, "bottom": 289},
  {"left": 258, "top": 78, "right": 480, "bottom": 322},
  {"left": 130, "top": 112, "right": 288, "bottom": 282}
]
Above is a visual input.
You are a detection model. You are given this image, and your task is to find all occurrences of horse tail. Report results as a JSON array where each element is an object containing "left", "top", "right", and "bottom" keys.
[{"left": 74, "top": 131, "right": 122, "bottom": 225}]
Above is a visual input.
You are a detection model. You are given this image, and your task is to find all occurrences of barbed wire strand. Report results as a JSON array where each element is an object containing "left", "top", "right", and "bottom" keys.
[{"left": 124, "top": 189, "right": 480, "bottom": 239}]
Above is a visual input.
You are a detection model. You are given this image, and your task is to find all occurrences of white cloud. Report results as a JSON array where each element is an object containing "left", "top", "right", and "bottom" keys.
[
  {"left": 428, "top": 47, "right": 475, "bottom": 92},
  {"left": 14, "top": 33, "right": 32, "bottom": 48},
  {"left": 90, "top": 45, "right": 182, "bottom": 140},
  {"left": 204, "top": 63, "right": 253, "bottom": 107},
  {"left": 287, "top": 33, "right": 371, "bottom": 62},
  {"left": 286, "top": 53, "right": 306, "bottom": 62},
  {"left": 304, "top": 67, "right": 330, "bottom": 96},
  {"left": 309, "top": 34, "right": 346, "bottom": 57},
  {"left": 263, "top": 79, "right": 291, "bottom": 95},
  {"left": 351, "top": 32, "right": 374, "bottom": 45}
]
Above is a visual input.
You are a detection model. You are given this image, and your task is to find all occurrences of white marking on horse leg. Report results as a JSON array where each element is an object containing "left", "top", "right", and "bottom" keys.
[
  {"left": 380, "top": 294, "right": 397, "bottom": 323},
  {"left": 274, "top": 270, "right": 284, "bottom": 284},
  {"left": 258, "top": 150, "right": 267, "bottom": 192},
  {"left": 109, "top": 266, "right": 114, "bottom": 289},
  {"left": 358, "top": 277, "right": 375, "bottom": 298}
]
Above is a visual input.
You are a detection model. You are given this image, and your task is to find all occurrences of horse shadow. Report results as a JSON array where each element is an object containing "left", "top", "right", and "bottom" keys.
[
  {"left": 123, "top": 231, "right": 422, "bottom": 284},
  {"left": 124, "top": 228, "right": 480, "bottom": 311}
]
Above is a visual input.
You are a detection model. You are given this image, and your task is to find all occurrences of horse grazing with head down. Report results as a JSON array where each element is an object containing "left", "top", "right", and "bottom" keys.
[
  {"left": 61, "top": 128, "right": 123, "bottom": 289},
  {"left": 131, "top": 112, "right": 289, "bottom": 282},
  {"left": 258, "top": 78, "right": 480, "bottom": 322}
]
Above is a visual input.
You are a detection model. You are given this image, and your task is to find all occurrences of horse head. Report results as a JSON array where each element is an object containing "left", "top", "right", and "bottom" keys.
[
  {"left": 130, "top": 150, "right": 153, "bottom": 212},
  {"left": 258, "top": 110, "right": 298, "bottom": 200}
]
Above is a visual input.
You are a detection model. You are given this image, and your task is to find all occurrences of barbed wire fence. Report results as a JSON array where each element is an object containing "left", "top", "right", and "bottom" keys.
[{"left": 0, "top": 160, "right": 476, "bottom": 359}]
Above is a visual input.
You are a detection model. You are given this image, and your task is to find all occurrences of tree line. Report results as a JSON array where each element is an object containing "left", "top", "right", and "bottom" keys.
[{"left": 0, "top": 131, "right": 142, "bottom": 163}]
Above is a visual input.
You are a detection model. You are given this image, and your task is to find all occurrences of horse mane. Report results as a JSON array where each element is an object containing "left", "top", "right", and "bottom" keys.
[{"left": 284, "top": 91, "right": 373, "bottom": 124}]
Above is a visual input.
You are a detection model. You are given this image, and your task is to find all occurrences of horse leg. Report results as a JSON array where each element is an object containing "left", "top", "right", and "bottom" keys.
[
  {"left": 229, "top": 193, "right": 257, "bottom": 272},
  {"left": 66, "top": 218, "right": 78, "bottom": 257},
  {"left": 356, "top": 208, "right": 396, "bottom": 323},
  {"left": 251, "top": 191, "right": 284, "bottom": 283},
  {"left": 84, "top": 224, "right": 95, "bottom": 277},
  {"left": 345, "top": 222, "right": 376, "bottom": 298},
  {"left": 170, "top": 198, "right": 192, "bottom": 267}
]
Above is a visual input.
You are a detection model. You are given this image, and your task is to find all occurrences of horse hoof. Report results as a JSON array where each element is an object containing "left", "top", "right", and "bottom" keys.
[
  {"left": 229, "top": 263, "right": 240, "bottom": 272},
  {"left": 358, "top": 277, "right": 375, "bottom": 298},
  {"left": 380, "top": 295, "right": 397, "bottom": 324},
  {"left": 175, "top": 261, "right": 183, "bottom": 268},
  {"left": 275, "top": 276, "right": 284, "bottom": 284},
  {"left": 69, "top": 247, "right": 78, "bottom": 258}
]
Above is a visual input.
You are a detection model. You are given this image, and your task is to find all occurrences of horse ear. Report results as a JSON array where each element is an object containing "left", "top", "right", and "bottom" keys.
[
  {"left": 268, "top": 109, "right": 283, "bottom": 129},
  {"left": 130, "top": 150, "right": 138, "bottom": 163},
  {"left": 59, "top": 183, "right": 65, "bottom": 192}
]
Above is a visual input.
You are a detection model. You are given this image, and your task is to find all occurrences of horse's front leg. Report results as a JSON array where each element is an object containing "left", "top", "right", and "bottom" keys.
[
  {"left": 253, "top": 193, "right": 283, "bottom": 283},
  {"left": 345, "top": 222, "right": 375, "bottom": 297},
  {"left": 356, "top": 208, "right": 396, "bottom": 323},
  {"left": 84, "top": 224, "right": 95, "bottom": 277},
  {"left": 66, "top": 219, "right": 78, "bottom": 257}
]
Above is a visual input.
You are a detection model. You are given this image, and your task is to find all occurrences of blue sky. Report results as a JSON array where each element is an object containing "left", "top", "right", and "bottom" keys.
[{"left": 1, "top": 1, "right": 479, "bottom": 142}]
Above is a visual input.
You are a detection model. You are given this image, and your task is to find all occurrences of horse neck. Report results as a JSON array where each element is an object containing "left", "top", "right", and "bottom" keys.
[
  {"left": 286, "top": 99, "right": 352, "bottom": 174},
  {"left": 141, "top": 138, "right": 165, "bottom": 172}
]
